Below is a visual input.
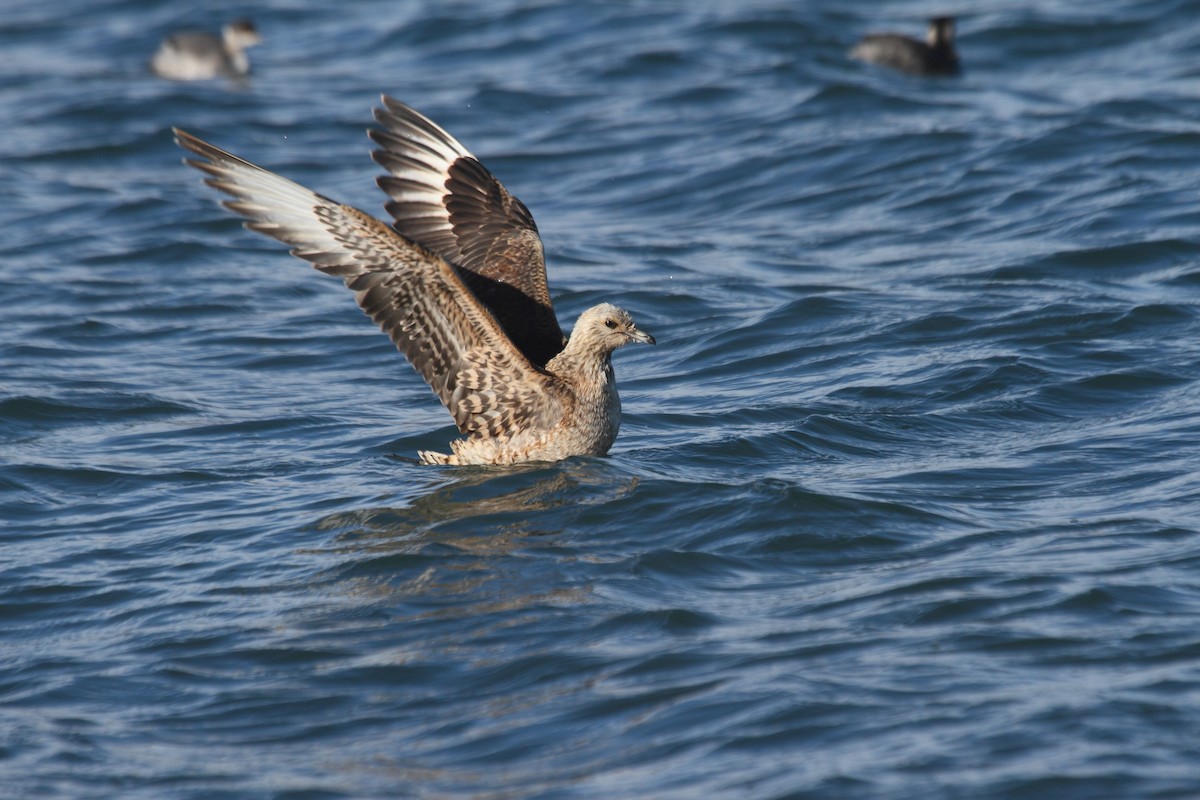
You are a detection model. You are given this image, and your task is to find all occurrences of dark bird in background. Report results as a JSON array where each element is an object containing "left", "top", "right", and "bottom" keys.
[{"left": 850, "top": 16, "right": 960, "bottom": 77}]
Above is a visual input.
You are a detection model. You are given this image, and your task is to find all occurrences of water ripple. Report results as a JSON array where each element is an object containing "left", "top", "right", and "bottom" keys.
[{"left": 5, "top": 1, "right": 1200, "bottom": 798}]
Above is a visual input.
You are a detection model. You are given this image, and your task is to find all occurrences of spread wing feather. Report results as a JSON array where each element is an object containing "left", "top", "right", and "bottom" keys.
[
  {"left": 369, "top": 96, "right": 566, "bottom": 368},
  {"left": 174, "top": 128, "right": 567, "bottom": 439}
]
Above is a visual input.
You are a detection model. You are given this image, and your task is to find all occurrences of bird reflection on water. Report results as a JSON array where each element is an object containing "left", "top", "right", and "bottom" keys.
[
  {"left": 306, "top": 461, "right": 638, "bottom": 559},
  {"left": 299, "top": 463, "right": 639, "bottom": 621}
]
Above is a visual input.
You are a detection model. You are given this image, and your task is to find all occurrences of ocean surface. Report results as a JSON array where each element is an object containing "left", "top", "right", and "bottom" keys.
[{"left": 5, "top": 0, "right": 1200, "bottom": 797}]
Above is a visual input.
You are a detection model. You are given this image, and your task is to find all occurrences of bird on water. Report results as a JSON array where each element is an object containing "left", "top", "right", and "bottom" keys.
[
  {"left": 850, "top": 16, "right": 960, "bottom": 76},
  {"left": 151, "top": 19, "right": 262, "bottom": 81},
  {"left": 174, "top": 98, "right": 656, "bottom": 466}
]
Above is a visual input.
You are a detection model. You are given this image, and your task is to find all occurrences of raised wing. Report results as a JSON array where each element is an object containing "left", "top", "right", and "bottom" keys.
[
  {"left": 369, "top": 96, "right": 566, "bottom": 368},
  {"left": 174, "top": 128, "right": 568, "bottom": 440}
]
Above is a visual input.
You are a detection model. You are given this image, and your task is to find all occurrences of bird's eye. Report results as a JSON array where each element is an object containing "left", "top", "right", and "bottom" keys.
[{"left": 604, "top": 319, "right": 616, "bottom": 329}]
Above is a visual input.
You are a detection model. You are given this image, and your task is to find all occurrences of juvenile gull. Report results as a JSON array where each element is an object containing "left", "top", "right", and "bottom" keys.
[
  {"left": 151, "top": 19, "right": 262, "bottom": 81},
  {"left": 850, "top": 16, "right": 960, "bottom": 77},
  {"left": 174, "top": 97, "right": 655, "bottom": 466}
]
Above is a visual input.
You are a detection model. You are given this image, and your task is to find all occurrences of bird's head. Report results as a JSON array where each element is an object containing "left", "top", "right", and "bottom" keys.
[
  {"left": 224, "top": 19, "right": 263, "bottom": 49},
  {"left": 572, "top": 303, "right": 656, "bottom": 355},
  {"left": 927, "top": 16, "right": 955, "bottom": 47}
]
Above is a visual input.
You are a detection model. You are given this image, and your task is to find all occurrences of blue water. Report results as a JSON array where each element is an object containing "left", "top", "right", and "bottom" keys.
[{"left": 5, "top": 1, "right": 1200, "bottom": 797}]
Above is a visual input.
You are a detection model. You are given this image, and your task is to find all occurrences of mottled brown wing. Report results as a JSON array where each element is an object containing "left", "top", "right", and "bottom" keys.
[
  {"left": 369, "top": 96, "right": 566, "bottom": 368},
  {"left": 174, "top": 128, "right": 568, "bottom": 440}
]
